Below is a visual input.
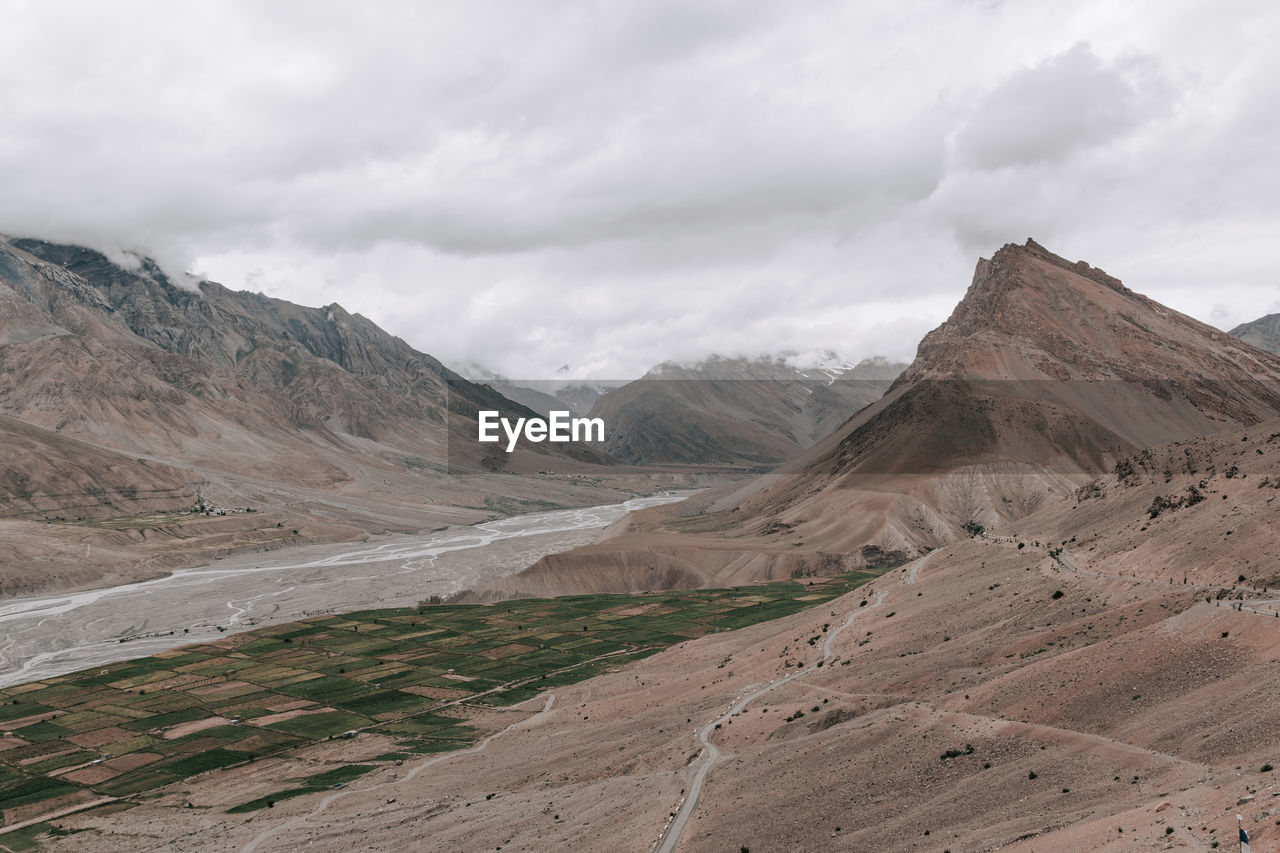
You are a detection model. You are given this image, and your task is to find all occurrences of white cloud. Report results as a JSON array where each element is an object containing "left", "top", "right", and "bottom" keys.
[
  {"left": 1, "top": 0, "right": 1278, "bottom": 378},
  {"left": 952, "top": 43, "right": 1171, "bottom": 170}
]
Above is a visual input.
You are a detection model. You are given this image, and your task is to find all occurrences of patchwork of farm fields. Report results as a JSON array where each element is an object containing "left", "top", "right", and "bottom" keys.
[{"left": 0, "top": 568, "right": 885, "bottom": 840}]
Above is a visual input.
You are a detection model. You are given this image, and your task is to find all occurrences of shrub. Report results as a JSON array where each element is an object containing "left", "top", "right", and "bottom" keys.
[{"left": 940, "top": 744, "right": 975, "bottom": 761}]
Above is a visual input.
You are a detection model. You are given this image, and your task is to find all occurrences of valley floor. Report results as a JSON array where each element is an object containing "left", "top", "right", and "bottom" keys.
[
  {"left": 0, "top": 494, "right": 693, "bottom": 688},
  {"left": 14, "top": 426, "right": 1280, "bottom": 851},
  {"left": 26, "top": 534, "right": 1280, "bottom": 852}
]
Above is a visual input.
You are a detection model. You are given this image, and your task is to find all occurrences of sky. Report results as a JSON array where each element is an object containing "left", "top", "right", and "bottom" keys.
[{"left": 2, "top": 0, "right": 1278, "bottom": 379}]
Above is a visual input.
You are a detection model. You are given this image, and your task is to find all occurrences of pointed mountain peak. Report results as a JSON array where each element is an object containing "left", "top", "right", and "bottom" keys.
[
  {"left": 966, "top": 238, "right": 1129, "bottom": 306},
  {"left": 901, "top": 240, "right": 1280, "bottom": 386}
]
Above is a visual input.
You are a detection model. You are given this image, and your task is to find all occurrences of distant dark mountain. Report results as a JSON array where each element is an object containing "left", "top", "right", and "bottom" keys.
[
  {"left": 587, "top": 354, "right": 905, "bottom": 467},
  {"left": 1230, "top": 313, "right": 1280, "bottom": 354},
  {"left": 549, "top": 381, "right": 621, "bottom": 417},
  {"left": 456, "top": 363, "right": 624, "bottom": 418}
]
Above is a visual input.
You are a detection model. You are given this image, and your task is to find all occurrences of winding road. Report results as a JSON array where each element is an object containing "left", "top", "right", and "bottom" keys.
[{"left": 653, "top": 551, "right": 934, "bottom": 852}]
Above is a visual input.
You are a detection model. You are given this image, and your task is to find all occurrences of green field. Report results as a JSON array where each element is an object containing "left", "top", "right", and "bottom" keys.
[{"left": 0, "top": 569, "right": 884, "bottom": 836}]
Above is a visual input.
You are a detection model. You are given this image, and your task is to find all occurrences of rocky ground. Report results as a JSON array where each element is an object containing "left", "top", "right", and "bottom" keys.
[{"left": 31, "top": 423, "right": 1280, "bottom": 852}]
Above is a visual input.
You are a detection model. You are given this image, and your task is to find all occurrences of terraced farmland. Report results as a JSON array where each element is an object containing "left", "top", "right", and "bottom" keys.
[{"left": 0, "top": 568, "right": 885, "bottom": 838}]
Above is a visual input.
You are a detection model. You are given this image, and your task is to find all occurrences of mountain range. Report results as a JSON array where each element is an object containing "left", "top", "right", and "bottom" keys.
[
  {"left": 0, "top": 237, "right": 629, "bottom": 594},
  {"left": 475, "top": 239, "right": 1280, "bottom": 598},
  {"left": 463, "top": 352, "right": 905, "bottom": 468},
  {"left": 32, "top": 238, "right": 1280, "bottom": 853},
  {"left": 587, "top": 354, "right": 905, "bottom": 467},
  {"left": 454, "top": 363, "right": 625, "bottom": 418}
]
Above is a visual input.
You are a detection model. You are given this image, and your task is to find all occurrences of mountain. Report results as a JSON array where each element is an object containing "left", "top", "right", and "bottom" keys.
[
  {"left": 586, "top": 354, "right": 905, "bottom": 467},
  {"left": 59, "top": 417, "right": 1280, "bottom": 852},
  {"left": 474, "top": 239, "right": 1280, "bottom": 598},
  {"left": 1230, "top": 312, "right": 1280, "bottom": 354},
  {"left": 546, "top": 380, "right": 621, "bottom": 417},
  {"left": 0, "top": 236, "right": 626, "bottom": 594},
  {"left": 455, "top": 363, "right": 625, "bottom": 418},
  {"left": 716, "top": 239, "right": 1280, "bottom": 552},
  {"left": 19, "top": 241, "right": 1280, "bottom": 851}
]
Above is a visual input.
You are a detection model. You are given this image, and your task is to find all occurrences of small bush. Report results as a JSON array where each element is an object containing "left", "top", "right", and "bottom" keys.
[
  {"left": 1051, "top": 590, "right": 1064, "bottom": 600},
  {"left": 940, "top": 744, "right": 975, "bottom": 761}
]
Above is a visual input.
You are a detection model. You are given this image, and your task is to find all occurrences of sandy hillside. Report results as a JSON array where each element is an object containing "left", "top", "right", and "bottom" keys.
[{"left": 38, "top": 420, "right": 1280, "bottom": 852}]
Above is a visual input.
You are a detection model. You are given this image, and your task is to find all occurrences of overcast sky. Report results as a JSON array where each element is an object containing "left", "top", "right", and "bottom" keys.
[{"left": 2, "top": 1, "right": 1278, "bottom": 379}]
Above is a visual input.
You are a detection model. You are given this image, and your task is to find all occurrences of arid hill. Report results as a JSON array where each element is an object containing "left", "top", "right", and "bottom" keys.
[
  {"left": 46, "top": 419, "right": 1280, "bottom": 852},
  {"left": 737, "top": 239, "right": 1280, "bottom": 546},
  {"left": 19, "top": 239, "right": 1280, "bottom": 852},
  {"left": 477, "top": 240, "right": 1280, "bottom": 598},
  {"left": 1232, "top": 312, "right": 1280, "bottom": 354},
  {"left": 0, "top": 236, "right": 633, "bottom": 595}
]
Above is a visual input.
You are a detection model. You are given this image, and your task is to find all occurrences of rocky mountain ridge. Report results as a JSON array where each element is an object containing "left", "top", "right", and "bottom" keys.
[
  {"left": 0, "top": 236, "right": 631, "bottom": 595},
  {"left": 480, "top": 239, "right": 1280, "bottom": 598}
]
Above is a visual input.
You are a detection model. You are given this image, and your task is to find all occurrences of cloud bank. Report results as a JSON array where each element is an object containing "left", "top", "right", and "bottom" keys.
[{"left": 2, "top": 1, "right": 1277, "bottom": 377}]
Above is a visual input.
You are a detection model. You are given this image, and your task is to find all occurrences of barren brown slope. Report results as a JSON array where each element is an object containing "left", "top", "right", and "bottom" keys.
[
  {"left": 739, "top": 239, "right": 1280, "bottom": 548},
  {"left": 0, "top": 414, "right": 196, "bottom": 520},
  {"left": 45, "top": 421, "right": 1280, "bottom": 853},
  {"left": 0, "top": 236, "right": 636, "bottom": 596},
  {"left": 485, "top": 240, "right": 1280, "bottom": 599},
  {"left": 5, "top": 236, "right": 612, "bottom": 473}
]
